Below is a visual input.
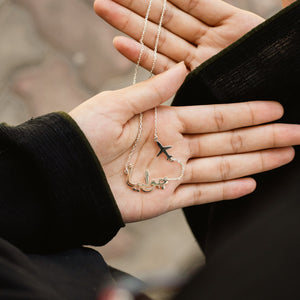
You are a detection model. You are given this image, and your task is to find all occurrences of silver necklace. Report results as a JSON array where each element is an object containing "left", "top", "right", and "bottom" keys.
[{"left": 124, "top": 0, "right": 185, "bottom": 193}]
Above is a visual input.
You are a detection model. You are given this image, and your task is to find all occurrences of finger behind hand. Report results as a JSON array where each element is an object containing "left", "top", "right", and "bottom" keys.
[
  {"left": 113, "top": 36, "right": 176, "bottom": 74},
  {"left": 94, "top": 0, "right": 195, "bottom": 62},
  {"left": 177, "top": 101, "right": 284, "bottom": 134},
  {"left": 169, "top": 0, "right": 240, "bottom": 26},
  {"left": 111, "top": 0, "right": 209, "bottom": 44}
]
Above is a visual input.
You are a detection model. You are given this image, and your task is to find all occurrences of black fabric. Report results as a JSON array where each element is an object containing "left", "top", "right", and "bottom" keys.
[
  {"left": 0, "top": 112, "right": 124, "bottom": 253},
  {"left": 29, "top": 247, "right": 113, "bottom": 300},
  {"left": 173, "top": 0, "right": 300, "bottom": 258},
  {"left": 0, "top": 113, "right": 124, "bottom": 299},
  {"left": 0, "top": 237, "right": 112, "bottom": 300},
  {"left": 175, "top": 179, "right": 300, "bottom": 300}
]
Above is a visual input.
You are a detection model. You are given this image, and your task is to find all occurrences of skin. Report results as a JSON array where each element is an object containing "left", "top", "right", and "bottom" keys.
[
  {"left": 69, "top": 0, "right": 300, "bottom": 223},
  {"left": 94, "top": 0, "right": 296, "bottom": 73},
  {"left": 94, "top": 0, "right": 265, "bottom": 72},
  {"left": 282, "top": 0, "right": 296, "bottom": 8},
  {"left": 69, "top": 63, "right": 300, "bottom": 223}
]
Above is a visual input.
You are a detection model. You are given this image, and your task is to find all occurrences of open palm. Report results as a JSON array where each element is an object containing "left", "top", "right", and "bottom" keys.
[
  {"left": 70, "top": 64, "right": 300, "bottom": 223},
  {"left": 94, "top": 0, "right": 264, "bottom": 72}
]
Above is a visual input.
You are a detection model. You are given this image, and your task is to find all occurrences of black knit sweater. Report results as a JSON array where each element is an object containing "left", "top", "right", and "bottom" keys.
[{"left": 0, "top": 113, "right": 124, "bottom": 299}]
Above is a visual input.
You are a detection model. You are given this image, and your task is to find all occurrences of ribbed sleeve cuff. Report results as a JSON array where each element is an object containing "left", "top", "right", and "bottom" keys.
[{"left": 0, "top": 112, "right": 124, "bottom": 248}]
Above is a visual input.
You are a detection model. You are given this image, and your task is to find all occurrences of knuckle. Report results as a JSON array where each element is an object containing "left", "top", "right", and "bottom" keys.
[
  {"left": 157, "top": 59, "right": 173, "bottom": 73},
  {"left": 161, "top": 61, "right": 171, "bottom": 73},
  {"left": 259, "top": 152, "right": 265, "bottom": 171},
  {"left": 221, "top": 181, "right": 227, "bottom": 200},
  {"left": 189, "top": 137, "right": 201, "bottom": 157},
  {"left": 271, "top": 124, "right": 277, "bottom": 147},
  {"left": 194, "top": 27, "right": 208, "bottom": 45},
  {"left": 187, "top": 0, "right": 199, "bottom": 13},
  {"left": 192, "top": 187, "right": 202, "bottom": 203},
  {"left": 121, "top": 13, "right": 131, "bottom": 32},
  {"left": 127, "top": 0, "right": 134, "bottom": 8},
  {"left": 162, "top": 6, "right": 174, "bottom": 26},
  {"left": 230, "top": 130, "right": 243, "bottom": 153},
  {"left": 157, "top": 30, "right": 167, "bottom": 49},
  {"left": 187, "top": 165, "right": 195, "bottom": 182},
  {"left": 246, "top": 102, "right": 255, "bottom": 125},
  {"left": 219, "top": 156, "right": 231, "bottom": 180},
  {"left": 141, "top": 48, "right": 150, "bottom": 64},
  {"left": 213, "top": 105, "right": 225, "bottom": 131}
]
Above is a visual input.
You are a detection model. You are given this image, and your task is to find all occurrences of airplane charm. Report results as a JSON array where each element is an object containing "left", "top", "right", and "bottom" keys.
[
  {"left": 156, "top": 140, "right": 173, "bottom": 161},
  {"left": 124, "top": 139, "right": 179, "bottom": 193}
]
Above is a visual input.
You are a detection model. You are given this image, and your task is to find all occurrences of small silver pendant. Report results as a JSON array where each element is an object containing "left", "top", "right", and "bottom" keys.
[{"left": 125, "top": 165, "right": 169, "bottom": 193}]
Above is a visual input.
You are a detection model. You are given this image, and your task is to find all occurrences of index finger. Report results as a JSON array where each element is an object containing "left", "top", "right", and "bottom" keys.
[{"left": 176, "top": 101, "right": 284, "bottom": 134}]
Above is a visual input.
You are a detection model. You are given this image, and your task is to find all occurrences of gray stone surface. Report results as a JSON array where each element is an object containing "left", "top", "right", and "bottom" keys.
[
  {"left": 17, "top": 0, "right": 132, "bottom": 91},
  {"left": 228, "top": 0, "right": 281, "bottom": 17},
  {"left": 12, "top": 56, "right": 90, "bottom": 116},
  {"left": 99, "top": 210, "right": 204, "bottom": 279},
  {"left": 0, "top": 1, "right": 283, "bottom": 296}
]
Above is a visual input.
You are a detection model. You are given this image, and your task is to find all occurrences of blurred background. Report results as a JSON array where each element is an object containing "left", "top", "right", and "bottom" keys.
[{"left": 0, "top": 0, "right": 282, "bottom": 296}]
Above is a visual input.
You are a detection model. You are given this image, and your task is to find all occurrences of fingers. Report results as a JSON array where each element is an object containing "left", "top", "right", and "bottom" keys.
[
  {"left": 183, "top": 147, "right": 295, "bottom": 184},
  {"left": 187, "top": 124, "right": 300, "bottom": 158},
  {"left": 115, "top": 62, "right": 187, "bottom": 121},
  {"left": 282, "top": 0, "right": 296, "bottom": 8},
  {"left": 172, "top": 178, "right": 256, "bottom": 210},
  {"left": 172, "top": 146, "right": 294, "bottom": 209},
  {"left": 169, "top": 0, "right": 240, "bottom": 26},
  {"left": 113, "top": 36, "right": 176, "bottom": 74},
  {"left": 111, "top": 0, "right": 209, "bottom": 44},
  {"left": 94, "top": 0, "right": 195, "bottom": 63},
  {"left": 176, "top": 101, "right": 284, "bottom": 134}
]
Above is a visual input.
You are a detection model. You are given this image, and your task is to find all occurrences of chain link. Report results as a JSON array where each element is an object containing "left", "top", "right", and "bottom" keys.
[{"left": 124, "top": 0, "right": 185, "bottom": 185}]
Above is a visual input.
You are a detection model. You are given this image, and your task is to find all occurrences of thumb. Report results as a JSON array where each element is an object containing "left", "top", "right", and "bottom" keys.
[{"left": 117, "top": 62, "right": 188, "bottom": 120}]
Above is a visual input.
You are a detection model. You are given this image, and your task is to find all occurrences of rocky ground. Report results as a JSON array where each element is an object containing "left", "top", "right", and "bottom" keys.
[{"left": 0, "top": 0, "right": 282, "bottom": 295}]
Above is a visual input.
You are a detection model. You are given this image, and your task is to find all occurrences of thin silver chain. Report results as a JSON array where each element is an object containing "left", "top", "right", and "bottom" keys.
[
  {"left": 125, "top": 0, "right": 164, "bottom": 173},
  {"left": 125, "top": 0, "right": 185, "bottom": 184},
  {"left": 125, "top": 0, "right": 154, "bottom": 173}
]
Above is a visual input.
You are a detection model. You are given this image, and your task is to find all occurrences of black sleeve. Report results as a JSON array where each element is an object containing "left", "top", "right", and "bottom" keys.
[
  {"left": 172, "top": 1, "right": 300, "bottom": 258},
  {"left": 0, "top": 112, "right": 124, "bottom": 253}
]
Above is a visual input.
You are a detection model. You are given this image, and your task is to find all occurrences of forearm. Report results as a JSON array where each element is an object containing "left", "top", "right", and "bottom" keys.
[{"left": 0, "top": 113, "right": 124, "bottom": 253}]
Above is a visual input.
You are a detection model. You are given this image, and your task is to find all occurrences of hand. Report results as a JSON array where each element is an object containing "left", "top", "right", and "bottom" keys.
[
  {"left": 70, "top": 63, "right": 300, "bottom": 223},
  {"left": 94, "top": 0, "right": 264, "bottom": 73},
  {"left": 282, "top": 0, "right": 296, "bottom": 8}
]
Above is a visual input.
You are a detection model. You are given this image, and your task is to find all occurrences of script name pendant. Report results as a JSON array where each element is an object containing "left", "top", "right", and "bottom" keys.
[
  {"left": 125, "top": 138, "right": 174, "bottom": 192},
  {"left": 125, "top": 165, "right": 169, "bottom": 193}
]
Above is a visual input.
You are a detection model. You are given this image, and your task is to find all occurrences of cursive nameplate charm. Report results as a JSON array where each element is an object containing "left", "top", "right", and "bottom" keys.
[{"left": 125, "top": 165, "right": 169, "bottom": 193}]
